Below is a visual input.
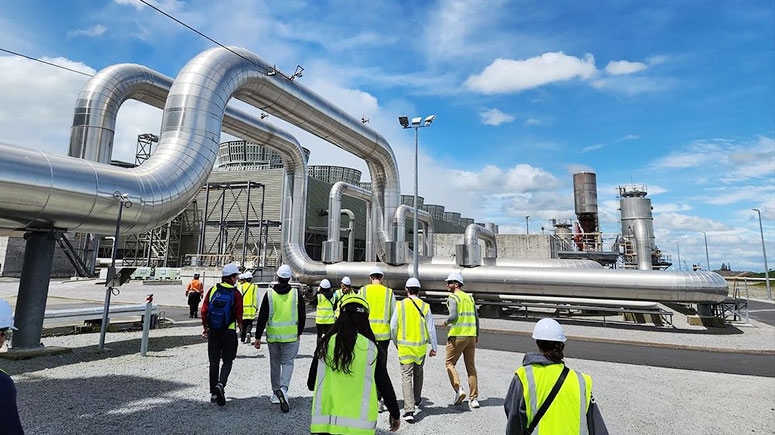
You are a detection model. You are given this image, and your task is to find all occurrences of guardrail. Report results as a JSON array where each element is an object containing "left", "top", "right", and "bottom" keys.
[{"left": 45, "top": 304, "right": 161, "bottom": 327}]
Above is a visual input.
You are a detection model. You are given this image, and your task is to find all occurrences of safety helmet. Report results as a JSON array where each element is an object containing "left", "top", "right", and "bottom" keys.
[
  {"left": 238, "top": 273, "right": 245, "bottom": 280},
  {"left": 276, "top": 264, "right": 293, "bottom": 279},
  {"left": 445, "top": 272, "right": 464, "bottom": 285},
  {"left": 339, "top": 294, "right": 370, "bottom": 314},
  {"left": 222, "top": 263, "right": 240, "bottom": 277},
  {"left": 319, "top": 279, "right": 331, "bottom": 289},
  {"left": 193, "top": 273, "right": 200, "bottom": 278},
  {"left": 0, "top": 299, "right": 17, "bottom": 331},
  {"left": 532, "top": 318, "right": 566, "bottom": 342},
  {"left": 243, "top": 271, "right": 253, "bottom": 280},
  {"left": 405, "top": 277, "right": 421, "bottom": 288},
  {"left": 340, "top": 276, "right": 352, "bottom": 286},
  {"left": 368, "top": 266, "right": 384, "bottom": 277}
]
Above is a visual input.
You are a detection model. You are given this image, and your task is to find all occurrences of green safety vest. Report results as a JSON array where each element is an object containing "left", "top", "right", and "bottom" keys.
[
  {"left": 516, "top": 363, "right": 592, "bottom": 435},
  {"left": 395, "top": 297, "right": 430, "bottom": 365},
  {"left": 310, "top": 333, "right": 378, "bottom": 435},
  {"left": 266, "top": 288, "right": 298, "bottom": 343},
  {"left": 359, "top": 283, "right": 394, "bottom": 341},
  {"left": 241, "top": 283, "right": 258, "bottom": 320},
  {"left": 316, "top": 293, "right": 336, "bottom": 325},
  {"left": 447, "top": 291, "right": 477, "bottom": 337}
]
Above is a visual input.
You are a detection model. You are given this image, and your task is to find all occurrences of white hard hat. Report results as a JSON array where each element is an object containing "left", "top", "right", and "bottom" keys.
[
  {"left": 243, "top": 271, "right": 253, "bottom": 280},
  {"left": 222, "top": 263, "right": 240, "bottom": 277},
  {"left": 532, "top": 318, "right": 567, "bottom": 342},
  {"left": 319, "top": 279, "right": 331, "bottom": 289},
  {"left": 445, "top": 272, "right": 464, "bottom": 285},
  {"left": 340, "top": 276, "right": 352, "bottom": 286},
  {"left": 368, "top": 266, "right": 384, "bottom": 277},
  {"left": 405, "top": 277, "right": 421, "bottom": 288},
  {"left": 0, "top": 299, "right": 17, "bottom": 330},
  {"left": 277, "top": 264, "right": 293, "bottom": 279},
  {"left": 238, "top": 273, "right": 245, "bottom": 280}
]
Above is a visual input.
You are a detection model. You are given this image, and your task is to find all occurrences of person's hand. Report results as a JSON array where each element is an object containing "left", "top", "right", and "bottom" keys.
[
  {"left": 441, "top": 320, "right": 447, "bottom": 327},
  {"left": 389, "top": 415, "right": 400, "bottom": 431},
  {"left": 254, "top": 338, "right": 261, "bottom": 350},
  {"left": 201, "top": 329, "right": 208, "bottom": 339},
  {"left": 429, "top": 349, "right": 437, "bottom": 357}
]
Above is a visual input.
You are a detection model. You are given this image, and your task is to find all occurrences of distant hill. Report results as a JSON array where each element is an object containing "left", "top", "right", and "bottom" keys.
[{"left": 715, "top": 270, "right": 772, "bottom": 279}]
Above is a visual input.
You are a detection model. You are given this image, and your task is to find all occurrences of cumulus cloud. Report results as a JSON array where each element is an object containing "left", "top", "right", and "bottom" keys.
[
  {"left": 465, "top": 52, "right": 597, "bottom": 94},
  {"left": 653, "top": 212, "right": 728, "bottom": 232},
  {"left": 68, "top": 24, "right": 107, "bottom": 38},
  {"left": 524, "top": 118, "right": 540, "bottom": 127},
  {"left": 604, "top": 60, "right": 647, "bottom": 75},
  {"left": 479, "top": 108, "right": 514, "bottom": 126},
  {"left": 449, "top": 163, "right": 562, "bottom": 193}
]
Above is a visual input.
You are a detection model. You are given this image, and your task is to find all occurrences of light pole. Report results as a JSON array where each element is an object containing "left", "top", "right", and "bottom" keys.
[
  {"left": 753, "top": 208, "right": 771, "bottom": 299},
  {"left": 399, "top": 114, "right": 436, "bottom": 279},
  {"left": 676, "top": 242, "right": 682, "bottom": 271},
  {"left": 99, "top": 191, "right": 132, "bottom": 350},
  {"left": 700, "top": 231, "right": 710, "bottom": 271},
  {"left": 525, "top": 215, "right": 530, "bottom": 234}
]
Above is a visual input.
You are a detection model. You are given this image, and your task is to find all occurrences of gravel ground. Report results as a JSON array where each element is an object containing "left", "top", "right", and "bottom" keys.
[{"left": 1, "top": 279, "right": 774, "bottom": 434}]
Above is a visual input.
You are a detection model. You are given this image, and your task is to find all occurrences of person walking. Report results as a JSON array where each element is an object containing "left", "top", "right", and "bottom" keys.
[
  {"left": 315, "top": 279, "right": 336, "bottom": 343},
  {"left": 332, "top": 276, "right": 353, "bottom": 317},
  {"left": 504, "top": 318, "right": 608, "bottom": 434},
  {"left": 442, "top": 272, "right": 480, "bottom": 409},
  {"left": 307, "top": 294, "right": 401, "bottom": 434},
  {"left": 201, "top": 264, "right": 243, "bottom": 406},
  {"left": 390, "top": 278, "right": 437, "bottom": 423},
  {"left": 0, "top": 299, "right": 24, "bottom": 434},
  {"left": 358, "top": 266, "right": 396, "bottom": 412},
  {"left": 185, "top": 273, "right": 204, "bottom": 318},
  {"left": 254, "top": 264, "right": 306, "bottom": 413},
  {"left": 240, "top": 271, "right": 258, "bottom": 344}
]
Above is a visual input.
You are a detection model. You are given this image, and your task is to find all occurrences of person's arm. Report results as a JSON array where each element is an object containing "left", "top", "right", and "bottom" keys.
[
  {"left": 374, "top": 345, "right": 400, "bottom": 421},
  {"left": 587, "top": 395, "right": 609, "bottom": 435},
  {"left": 254, "top": 294, "right": 269, "bottom": 338},
  {"left": 474, "top": 297, "right": 480, "bottom": 337},
  {"left": 425, "top": 310, "right": 438, "bottom": 353},
  {"left": 504, "top": 375, "right": 527, "bottom": 435},
  {"left": 201, "top": 287, "right": 212, "bottom": 329},
  {"left": 297, "top": 288, "right": 306, "bottom": 336},
  {"left": 307, "top": 355, "right": 319, "bottom": 391},
  {"left": 233, "top": 290, "right": 243, "bottom": 331},
  {"left": 0, "top": 373, "right": 24, "bottom": 435},
  {"left": 389, "top": 306, "right": 399, "bottom": 345},
  {"left": 445, "top": 296, "right": 458, "bottom": 325}
]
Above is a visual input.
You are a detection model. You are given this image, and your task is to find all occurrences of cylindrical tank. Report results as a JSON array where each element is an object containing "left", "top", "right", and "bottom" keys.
[
  {"left": 619, "top": 186, "right": 655, "bottom": 269},
  {"left": 573, "top": 172, "right": 598, "bottom": 215}
]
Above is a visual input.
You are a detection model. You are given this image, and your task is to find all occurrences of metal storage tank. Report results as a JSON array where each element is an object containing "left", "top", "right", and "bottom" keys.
[
  {"left": 573, "top": 172, "right": 598, "bottom": 215},
  {"left": 619, "top": 185, "right": 656, "bottom": 270}
]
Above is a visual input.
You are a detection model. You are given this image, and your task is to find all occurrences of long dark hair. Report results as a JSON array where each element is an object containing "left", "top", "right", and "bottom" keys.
[
  {"left": 314, "top": 308, "right": 376, "bottom": 374},
  {"left": 536, "top": 340, "right": 565, "bottom": 363}
]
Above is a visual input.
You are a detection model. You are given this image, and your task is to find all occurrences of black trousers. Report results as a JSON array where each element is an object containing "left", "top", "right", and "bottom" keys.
[
  {"left": 240, "top": 319, "right": 254, "bottom": 342},
  {"left": 187, "top": 293, "right": 202, "bottom": 318},
  {"left": 376, "top": 339, "right": 390, "bottom": 401},
  {"left": 207, "top": 328, "right": 238, "bottom": 393}
]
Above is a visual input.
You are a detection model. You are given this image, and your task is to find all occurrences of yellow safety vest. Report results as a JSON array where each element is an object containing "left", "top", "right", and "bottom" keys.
[
  {"left": 516, "top": 363, "right": 592, "bottom": 435},
  {"left": 310, "top": 333, "right": 378, "bottom": 435},
  {"left": 207, "top": 284, "right": 237, "bottom": 330},
  {"left": 241, "top": 282, "right": 258, "bottom": 320},
  {"left": 395, "top": 297, "right": 430, "bottom": 365},
  {"left": 316, "top": 293, "right": 336, "bottom": 325},
  {"left": 447, "top": 291, "right": 477, "bottom": 337},
  {"left": 266, "top": 288, "right": 298, "bottom": 343},
  {"left": 359, "top": 283, "right": 394, "bottom": 341}
]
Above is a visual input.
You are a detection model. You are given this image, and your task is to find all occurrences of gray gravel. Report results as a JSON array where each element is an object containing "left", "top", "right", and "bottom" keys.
[{"left": 0, "top": 279, "right": 774, "bottom": 434}]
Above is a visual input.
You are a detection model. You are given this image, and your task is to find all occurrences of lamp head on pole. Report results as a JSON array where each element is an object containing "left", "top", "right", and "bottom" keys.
[
  {"left": 410, "top": 117, "right": 422, "bottom": 127},
  {"left": 423, "top": 114, "right": 436, "bottom": 126},
  {"left": 398, "top": 116, "right": 409, "bottom": 128}
]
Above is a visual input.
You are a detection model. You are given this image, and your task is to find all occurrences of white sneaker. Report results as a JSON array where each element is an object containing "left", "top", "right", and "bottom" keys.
[
  {"left": 270, "top": 393, "right": 280, "bottom": 404},
  {"left": 378, "top": 400, "right": 387, "bottom": 413},
  {"left": 470, "top": 398, "right": 480, "bottom": 408},
  {"left": 453, "top": 388, "right": 466, "bottom": 405}
]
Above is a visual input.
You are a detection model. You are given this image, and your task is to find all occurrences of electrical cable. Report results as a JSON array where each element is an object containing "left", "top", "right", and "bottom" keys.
[{"left": 0, "top": 47, "right": 92, "bottom": 77}]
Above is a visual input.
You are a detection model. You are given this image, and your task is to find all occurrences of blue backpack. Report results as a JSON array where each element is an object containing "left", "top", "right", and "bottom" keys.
[{"left": 208, "top": 284, "right": 235, "bottom": 330}]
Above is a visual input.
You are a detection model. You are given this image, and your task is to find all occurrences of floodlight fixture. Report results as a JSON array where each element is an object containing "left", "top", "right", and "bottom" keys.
[
  {"left": 423, "top": 114, "right": 436, "bottom": 126},
  {"left": 361, "top": 116, "right": 369, "bottom": 124},
  {"left": 267, "top": 66, "right": 278, "bottom": 76},
  {"left": 398, "top": 116, "right": 409, "bottom": 128},
  {"left": 410, "top": 117, "right": 422, "bottom": 127},
  {"left": 290, "top": 65, "right": 304, "bottom": 81}
]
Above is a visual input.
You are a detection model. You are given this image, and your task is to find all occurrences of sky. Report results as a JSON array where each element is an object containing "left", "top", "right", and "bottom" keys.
[{"left": 0, "top": 0, "right": 773, "bottom": 272}]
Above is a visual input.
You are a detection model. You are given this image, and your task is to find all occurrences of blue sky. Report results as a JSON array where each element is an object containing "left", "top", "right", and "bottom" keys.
[{"left": 0, "top": 0, "right": 773, "bottom": 272}]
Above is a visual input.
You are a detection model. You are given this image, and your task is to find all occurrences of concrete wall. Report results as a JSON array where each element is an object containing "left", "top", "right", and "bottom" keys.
[
  {"left": 0, "top": 235, "right": 77, "bottom": 278},
  {"left": 432, "top": 233, "right": 553, "bottom": 260}
]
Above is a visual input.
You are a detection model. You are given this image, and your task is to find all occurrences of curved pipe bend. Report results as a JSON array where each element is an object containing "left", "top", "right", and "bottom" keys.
[{"left": 464, "top": 223, "right": 497, "bottom": 259}]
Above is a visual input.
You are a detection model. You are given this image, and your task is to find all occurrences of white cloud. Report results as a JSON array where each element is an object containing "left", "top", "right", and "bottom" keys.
[
  {"left": 654, "top": 212, "right": 729, "bottom": 232},
  {"left": 604, "top": 60, "right": 647, "bottom": 75},
  {"left": 68, "top": 24, "right": 107, "bottom": 38},
  {"left": 581, "top": 143, "right": 605, "bottom": 153},
  {"left": 465, "top": 52, "right": 597, "bottom": 94},
  {"left": 450, "top": 163, "right": 562, "bottom": 193},
  {"left": 479, "top": 108, "right": 514, "bottom": 126},
  {"left": 524, "top": 118, "right": 540, "bottom": 127}
]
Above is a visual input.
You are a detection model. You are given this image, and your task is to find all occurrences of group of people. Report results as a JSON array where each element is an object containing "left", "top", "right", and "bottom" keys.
[{"left": 197, "top": 263, "right": 607, "bottom": 434}]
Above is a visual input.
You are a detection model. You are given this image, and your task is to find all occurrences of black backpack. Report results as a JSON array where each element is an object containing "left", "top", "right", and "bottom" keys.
[{"left": 207, "top": 284, "right": 235, "bottom": 330}]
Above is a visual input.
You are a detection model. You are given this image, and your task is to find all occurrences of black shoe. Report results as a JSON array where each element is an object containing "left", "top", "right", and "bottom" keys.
[
  {"left": 402, "top": 412, "right": 414, "bottom": 423},
  {"left": 215, "top": 383, "right": 226, "bottom": 406},
  {"left": 276, "top": 389, "right": 289, "bottom": 413},
  {"left": 210, "top": 394, "right": 217, "bottom": 403}
]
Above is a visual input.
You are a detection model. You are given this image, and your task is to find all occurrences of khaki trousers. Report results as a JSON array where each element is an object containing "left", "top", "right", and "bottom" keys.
[
  {"left": 400, "top": 358, "right": 425, "bottom": 412},
  {"left": 445, "top": 336, "right": 478, "bottom": 399}
]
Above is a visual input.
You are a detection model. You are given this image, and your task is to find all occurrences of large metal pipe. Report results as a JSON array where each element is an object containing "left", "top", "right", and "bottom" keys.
[
  {"left": 464, "top": 223, "right": 498, "bottom": 259},
  {"left": 323, "top": 181, "right": 373, "bottom": 263},
  {"left": 393, "top": 204, "right": 434, "bottom": 257}
]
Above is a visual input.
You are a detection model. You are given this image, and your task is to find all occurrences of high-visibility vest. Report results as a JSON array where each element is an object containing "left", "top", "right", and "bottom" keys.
[
  {"left": 266, "top": 288, "right": 298, "bottom": 343},
  {"left": 207, "top": 284, "right": 237, "bottom": 330},
  {"left": 395, "top": 297, "right": 430, "bottom": 365},
  {"left": 241, "top": 282, "right": 258, "bottom": 320},
  {"left": 310, "top": 333, "right": 378, "bottom": 435},
  {"left": 516, "top": 363, "right": 592, "bottom": 435},
  {"left": 359, "top": 283, "right": 394, "bottom": 341},
  {"left": 333, "top": 289, "right": 353, "bottom": 317},
  {"left": 316, "top": 293, "right": 336, "bottom": 325},
  {"left": 447, "top": 291, "right": 477, "bottom": 337}
]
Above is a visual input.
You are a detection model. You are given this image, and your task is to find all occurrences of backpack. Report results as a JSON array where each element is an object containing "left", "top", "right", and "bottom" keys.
[{"left": 207, "top": 284, "right": 235, "bottom": 330}]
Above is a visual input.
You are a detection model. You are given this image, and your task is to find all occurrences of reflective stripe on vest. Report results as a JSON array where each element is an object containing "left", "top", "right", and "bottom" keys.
[
  {"left": 208, "top": 284, "right": 237, "bottom": 330},
  {"left": 310, "top": 334, "right": 378, "bottom": 435},
  {"left": 360, "top": 284, "right": 394, "bottom": 341},
  {"left": 447, "top": 291, "right": 476, "bottom": 337},
  {"left": 396, "top": 298, "right": 430, "bottom": 365},
  {"left": 241, "top": 283, "right": 258, "bottom": 319},
  {"left": 266, "top": 288, "right": 298, "bottom": 343},
  {"left": 316, "top": 293, "right": 336, "bottom": 325},
  {"left": 517, "top": 363, "right": 592, "bottom": 435}
]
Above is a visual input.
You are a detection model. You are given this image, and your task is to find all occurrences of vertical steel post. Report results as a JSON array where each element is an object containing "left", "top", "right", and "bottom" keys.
[
  {"left": 413, "top": 126, "right": 419, "bottom": 279},
  {"left": 141, "top": 294, "right": 153, "bottom": 356},
  {"left": 753, "top": 209, "right": 771, "bottom": 299}
]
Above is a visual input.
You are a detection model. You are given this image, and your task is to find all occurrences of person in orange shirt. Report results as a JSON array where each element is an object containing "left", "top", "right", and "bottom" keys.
[{"left": 186, "top": 273, "right": 205, "bottom": 318}]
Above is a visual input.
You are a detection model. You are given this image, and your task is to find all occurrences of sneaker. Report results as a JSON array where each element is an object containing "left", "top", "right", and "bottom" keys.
[
  {"left": 414, "top": 397, "right": 423, "bottom": 413},
  {"left": 453, "top": 388, "right": 466, "bottom": 405},
  {"left": 402, "top": 412, "right": 415, "bottom": 423},
  {"left": 214, "top": 383, "right": 226, "bottom": 406},
  {"left": 210, "top": 394, "right": 217, "bottom": 403},
  {"left": 378, "top": 400, "right": 387, "bottom": 413},
  {"left": 270, "top": 393, "right": 281, "bottom": 404},
  {"left": 470, "top": 398, "right": 480, "bottom": 408},
  {"left": 276, "top": 389, "right": 290, "bottom": 413}
]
